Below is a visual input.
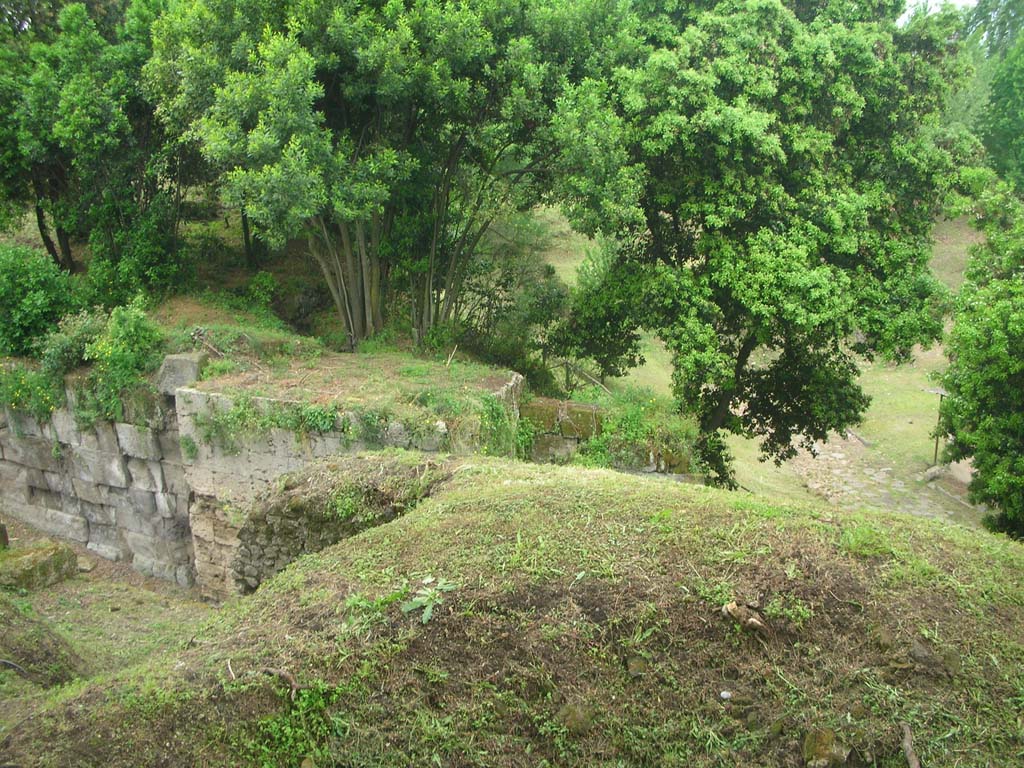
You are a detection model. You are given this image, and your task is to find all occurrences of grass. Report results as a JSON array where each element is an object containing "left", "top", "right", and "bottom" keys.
[
  {"left": 0, "top": 517, "right": 211, "bottom": 738},
  {"left": 3, "top": 456, "right": 1024, "bottom": 767}
]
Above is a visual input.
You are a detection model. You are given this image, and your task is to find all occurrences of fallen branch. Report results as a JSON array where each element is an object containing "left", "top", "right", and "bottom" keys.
[
  {"left": 0, "top": 658, "right": 29, "bottom": 678},
  {"left": 261, "top": 667, "right": 302, "bottom": 701},
  {"left": 900, "top": 722, "right": 921, "bottom": 768},
  {"left": 227, "top": 658, "right": 236, "bottom": 681}
]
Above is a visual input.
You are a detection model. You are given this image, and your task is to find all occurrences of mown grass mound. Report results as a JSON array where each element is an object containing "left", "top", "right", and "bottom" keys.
[
  {"left": 0, "top": 591, "right": 88, "bottom": 688},
  {"left": 5, "top": 459, "right": 1024, "bottom": 767}
]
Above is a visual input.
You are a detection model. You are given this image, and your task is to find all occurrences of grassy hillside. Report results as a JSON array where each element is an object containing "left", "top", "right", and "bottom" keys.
[{"left": 4, "top": 455, "right": 1023, "bottom": 767}]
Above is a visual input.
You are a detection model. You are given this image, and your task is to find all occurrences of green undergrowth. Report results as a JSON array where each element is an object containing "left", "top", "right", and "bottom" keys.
[
  {"left": 190, "top": 388, "right": 517, "bottom": 458},
  {"left": 0, "top": 300, "right": 165, "bottom": 428},
  {"left": 185, "top": 349, "right": 519, "bottom": 457},
  {"left": 155, "top": 292, "right": 324, "bottom": 371},
  {"left": 572, "top": 386, "right": 699, "bottom": 473},
  {"left": 5, "top": 457, "right": 1024, "bottom": 767}
]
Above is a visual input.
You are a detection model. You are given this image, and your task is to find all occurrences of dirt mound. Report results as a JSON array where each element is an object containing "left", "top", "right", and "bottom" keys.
[{"left": 4, "top": 458, "right": 1024, "bottom": 767}]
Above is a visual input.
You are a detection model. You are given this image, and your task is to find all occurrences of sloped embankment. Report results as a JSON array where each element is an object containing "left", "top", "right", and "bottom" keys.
[{"left": 4, "top": 455, "right": 1024, "bottom": 767}]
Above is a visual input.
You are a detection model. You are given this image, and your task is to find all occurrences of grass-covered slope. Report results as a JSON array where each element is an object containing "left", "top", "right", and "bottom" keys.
[{"left": 5, "top": 457, "right": 1024, "bottom": 767}]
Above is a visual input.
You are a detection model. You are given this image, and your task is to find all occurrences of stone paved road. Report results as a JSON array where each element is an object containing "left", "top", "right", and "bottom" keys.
[{"left": 788, "top": 432, "right": 985, "bottom": 528}]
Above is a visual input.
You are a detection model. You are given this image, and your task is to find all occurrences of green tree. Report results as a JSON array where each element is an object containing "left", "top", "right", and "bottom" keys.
[
  {"left": 985, "top": 33, "right": 1024, "bottom": 189},
  {"left": 557, "top": 0, "right": 968, "bottom": 484},
  {"left": 969, "top": 0, "right": 1022, "bottom": 56},
  {"left": 940, "top": 182, "right": 1024, "bottom": 536},
  {"left": 0, "top": 0, "right": 139, "bottom": 270},
  {"left": 147, "top": 0, "right": 632, "bottom": 347}
]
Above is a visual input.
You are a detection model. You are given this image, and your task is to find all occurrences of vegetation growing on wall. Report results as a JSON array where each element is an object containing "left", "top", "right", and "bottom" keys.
[{"left": 0, "top": 301, "right": 165, "bottom": 426}]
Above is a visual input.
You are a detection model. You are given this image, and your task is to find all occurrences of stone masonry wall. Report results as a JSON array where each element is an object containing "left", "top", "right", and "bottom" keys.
[
  {"left": 0, "top": 363, "right": 523, "bottom": 599},
  {"left": 176, "top": 375, "right": 523, "bottom": 599},
  {"left": 0, "top": 384, "right": 193, "bottom": 586}
]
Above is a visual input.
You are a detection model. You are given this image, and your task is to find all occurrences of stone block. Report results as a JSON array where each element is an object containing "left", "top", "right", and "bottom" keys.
[
  {"left": 118, "top": 495, "right": 159, "bottom": 537},
  {"left": 307, "top": 433, "right": 345, "bottom": 457},
  {"left": 1, "top": 434, "right": 61, "bottom": 471},
  {"left": 1, "top": 500, "right": 88, "bottom": 543},
  {"left": 174, "top": 564, "right": 194, "bottom": 587},
  {"left": 50, "top": 409, "right": 82, "bottom": 445},
  {"left": 385, "top": 422, "right": 412, "bottom": 449},
  {"left": 161, "top": 462, "right": 191, "bottom": 496},
  {"left": 127, "top": 488, "right": 159, "bottom": 517},
  {"left": 87, "top": 541, "right": 125, "bottom": 561},
  {"left": 520, "top": 398, "right": 560, "bottom": 432},
  {"left": 531, "top": 433, "right": 578, "bottom": 464},
  {"left": 0, "top": 541, "right": 77, "bottom": 590},
  {"left": 559, "top": 403, "right": 601, "bottom": 440},
  {"left": 44, "top": 470, "right": 70, "bottom": 495},
  {"left": 157, "top": 353, "right": 207, "bottom": 396},
  {"left": 5, "top": 410, "right": 49, "bottom": 439},
  {"left": 0, "top": 464, "right": 31, "bottom": 504},
  {"left": 68, "top": 447, "right": 128, "bottom": 488},
  {"left": 412, "top": 421, "right": 448, "bottom": 452},
  {"left": 70, "top": 478, "right": 124, "bottom": 507},
  {"left": 79, "top": 500, "right": 116, "bottom": 527},
  {"left": 115, "top": 423, "right": 162, "bottom": 460},
  {"left": 27, "top": 486, "right": 63, "bottom": 511},
  {"left": 158, "top": 430, "right": 182, "bottom": 463},
  {"left": 154, "top": 492, "right": 180, "bottom": 519},
  {"left": 127, "top": 458, "right": 165, "bottom": 492},
  {"left": 80, "top": 423, "right": 120, "bottom": 455}
]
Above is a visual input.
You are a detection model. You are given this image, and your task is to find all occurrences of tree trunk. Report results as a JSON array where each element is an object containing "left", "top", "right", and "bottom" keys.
[
  {"left": 55, "top": 225, "right": 74, "bottom": 273},
  {"left": 34, "top": 204, "right": 63, "bottom": 270},
  {"left": 701, "top": 332, "right": 758, "bottom": 434},
  {"left": 241, "top": 211, "right": 258, "bottom": 269}
]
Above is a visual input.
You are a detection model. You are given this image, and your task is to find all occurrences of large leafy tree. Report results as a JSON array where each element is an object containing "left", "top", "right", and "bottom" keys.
[
  {"left": 558, "top": 0, "right": 968, "bottom": 484},
  {"left": 147, "top": 0, "right": 632, "bottom": 347},
  {"left": 940, "top": 182, "right": 1024, "bottom": 536},
  {"left": 969, "top": 0, "right": 1022, "bottom": 56}
]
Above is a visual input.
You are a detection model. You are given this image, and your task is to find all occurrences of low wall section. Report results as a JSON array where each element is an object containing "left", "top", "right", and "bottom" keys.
[{"left": 0, "top": 356, "right": 523, "bottom": 599}]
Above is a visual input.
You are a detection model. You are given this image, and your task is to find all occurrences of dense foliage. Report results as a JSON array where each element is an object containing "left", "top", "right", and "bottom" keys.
[
  {"left": 1, "top": 0, "right": 194, "bottom": 298},
  {"left": 985, "top": 33, "right": 1024, "bottom": 190},
  {"left": 0, "top": 301, "right": 165, "bottom": 425},
  {"left": 146, "top": 0, "right": 632, "bottom": 347},
  {"left": 4, "top": 0, "right": 1020, "bottom": 496},
  {"left": 0, "top": 244, "right": 75, "bottom": 356},
  {"left": 941, "top": 183, "right": 1024, "bottom": 536}
]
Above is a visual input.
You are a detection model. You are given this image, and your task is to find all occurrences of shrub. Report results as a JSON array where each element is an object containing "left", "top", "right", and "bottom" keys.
[
  {"left": 76, "top": 300, "right": 165, "bottom": 423},
  {"left": 246, "top": 271, "right": 278, "bottom": 310},
  {"left": 0, "top": 245, "right": 76, "bottom": 357},
  {"left": 573, "top": 387, "right": 698, "bottom": 473},
  {"left": 0, "top": 366, "right": 64, "bottom": 422},
  {"left": 38, "top": 308, "right": 110, "bottom": 379}
]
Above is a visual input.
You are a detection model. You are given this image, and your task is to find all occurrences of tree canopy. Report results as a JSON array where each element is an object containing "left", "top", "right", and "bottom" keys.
[
  {"left": 557, "top": 0, "right": 968, "bottom": 482},
  {"left": 0, "top": 0, "right": 1001, "bottom": 491},
  {"left": 147, "top": 0, "right": 635, "bottom": 347},
  {"left": 984, "top": 33, "right": 1024, "bottom": 190}
]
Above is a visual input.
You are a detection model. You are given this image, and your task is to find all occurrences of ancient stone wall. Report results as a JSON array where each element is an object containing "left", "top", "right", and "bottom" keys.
[
  {"left": 520, "top": 397, "right": 603, "bottom": 463},
  {"left": 0, "top": 360, "right": 524, "bottom": 600},
  {"left": 0, "top": 381, "right": 193, "bottom": 586}
]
